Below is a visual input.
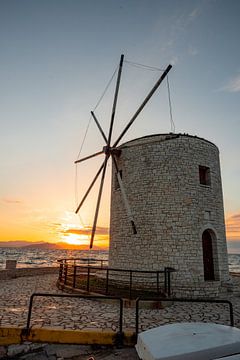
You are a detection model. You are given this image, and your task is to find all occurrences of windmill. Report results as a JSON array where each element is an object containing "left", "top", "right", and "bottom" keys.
[{"left": 75, "top": 54, "right": 172, "bottom": 248}]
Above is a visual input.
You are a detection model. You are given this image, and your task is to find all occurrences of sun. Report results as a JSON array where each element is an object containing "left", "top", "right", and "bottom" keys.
[{"left": 63, "top": 233, "right": 89, "bottom": 246}]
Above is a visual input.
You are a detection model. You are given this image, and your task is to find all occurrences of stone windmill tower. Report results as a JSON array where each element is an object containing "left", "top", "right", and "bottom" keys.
[
  {"left": 109, "top": 133, "right": 230, "bottom": 297},
  {"left": 75, "top": 55, "right": 230, "bottom": 297}
]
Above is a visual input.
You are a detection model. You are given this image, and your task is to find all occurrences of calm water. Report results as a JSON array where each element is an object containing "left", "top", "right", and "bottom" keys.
[
  {"left": 0, "top": 248, "right": 239, "bottom": 273},
  {"left": 0, "top": 248, "right": 108, "bottom": 269}
]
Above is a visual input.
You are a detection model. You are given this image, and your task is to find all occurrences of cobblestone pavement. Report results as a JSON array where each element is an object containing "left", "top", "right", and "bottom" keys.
[
  {"left": 1, "top": 274, "right": 240, "bottom": 331},
  {"left": 1, "top": 273, "right": 240, "bottom": 359}
]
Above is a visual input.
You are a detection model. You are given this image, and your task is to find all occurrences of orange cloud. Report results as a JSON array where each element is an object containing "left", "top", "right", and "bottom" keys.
[
  {"left": 61, "top": 226, "right": 109, "bottom": 236},
  {"left": 226, "top": 213, "right": 240, "bottom": 240},
  {"left": 2, "top": 198, "right": 22, "bottom": 204}
]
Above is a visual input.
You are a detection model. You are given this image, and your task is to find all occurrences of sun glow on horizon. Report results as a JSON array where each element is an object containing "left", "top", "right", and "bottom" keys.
[{"left": 63, "top": 233, "right": 90, "bottom": 245}]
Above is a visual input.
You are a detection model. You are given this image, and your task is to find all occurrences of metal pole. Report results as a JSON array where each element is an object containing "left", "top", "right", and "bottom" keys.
[
  {"left": 26, "top": 294, "right": 34, "bottom": 331},
  {"left": 59, "top": 263, "right": 63, "bottom": 281},
  {"left": 164, "top": 267, "right": 167, "bottom": 294},
  {"left": 119, "top": 298, "right": 123, "bottom": 333},
  {"left": 64, "top": 264, "right": 68, "bottom": 285},
  {"left": 73, "top": 265, "right": 76, "bottom": 288},
  {"left": 167, "top": 268, "right": 171, "bottom": 297},
  {"left": 135, "top": 298, "right": 139, "bottom": 335},
  {"left": 87, "top": 266, "right": 90, "bottom": 292},
  {"left": 106, "top": 268, "right": 109, "bottom": 295},
  {"left": 157, "top": 271, "right": 160, "bottom": 295},
  {"left": 229, "top": 301, "right": 234, "bottom": 327},
  {"left": 129, "top": 270, "right": 133, "bottom": 299}
]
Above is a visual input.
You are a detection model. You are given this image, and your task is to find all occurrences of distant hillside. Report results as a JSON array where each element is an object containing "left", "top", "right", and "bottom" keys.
[
  {"left": 0, "top": 241, "right": 44, "bottom": 248},
  {"left": 0, "top": 240, "right": 106, "bottom": 250},
  {"left": 22, "top": 242, "right": 60, "bottom": 249}
]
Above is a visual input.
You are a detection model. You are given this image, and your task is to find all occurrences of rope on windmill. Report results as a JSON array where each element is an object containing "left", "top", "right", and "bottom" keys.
[
  {"left": 74, "top": 65, "right": 119, "bottom": 221},
  {"left": 167, "top": 75, "right": 175, "bottom": 133}
]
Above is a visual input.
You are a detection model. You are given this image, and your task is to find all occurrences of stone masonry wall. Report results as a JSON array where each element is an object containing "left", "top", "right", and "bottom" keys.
[
  {"left": 0, "top": 267, "right": 58, "bottom": 280},
  {"left": 109, "top": 133, "right": 230, "bottom": 297}
]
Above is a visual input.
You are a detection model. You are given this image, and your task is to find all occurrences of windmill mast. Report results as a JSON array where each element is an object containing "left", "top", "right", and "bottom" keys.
[{"left": 74, "top": 55, "right": 172, "bottom": 249}]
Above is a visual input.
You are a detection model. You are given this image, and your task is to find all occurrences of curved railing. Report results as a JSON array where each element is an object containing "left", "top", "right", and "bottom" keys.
[
  {"left": 57, "top": 257, "right": 108, "bottom": 268},
  {"left": 57, "top": 258, "right": 175, "bottom": 299}
]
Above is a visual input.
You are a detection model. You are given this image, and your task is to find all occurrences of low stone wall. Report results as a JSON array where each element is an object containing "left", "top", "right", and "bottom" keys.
[{"left": 0, "top": 267, "right": 58, "bottom": 280}]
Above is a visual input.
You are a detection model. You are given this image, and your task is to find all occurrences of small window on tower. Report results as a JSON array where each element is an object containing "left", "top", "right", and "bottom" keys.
[
  {"left": 115, "top": 170, "right": 122, "bottom": 190},
  {"left": 199, "top": 166, "right": 211, "bottom": 186}
]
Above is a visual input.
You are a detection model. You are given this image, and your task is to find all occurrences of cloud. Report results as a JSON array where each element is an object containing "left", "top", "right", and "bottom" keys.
[
  {"left": 170, "top": 56, "right": 179, "bottom": 65},
  {"left": 189, "top": 7, "right": 200, "bottom": 20},
  {"left": 61, "top": 226, "right": 109, "bottom": 236},
  {"left": 226, "top": 213, "right": 240, "bottom": 239},
  {"left": 188, "top": 46, "right": 199, "bottom": 56},
  {"left": 2, "top": 198, "right": 22, "bottom": 204},
  {"left": 220, "top": 74, "right": 240, "bottom": 93}
]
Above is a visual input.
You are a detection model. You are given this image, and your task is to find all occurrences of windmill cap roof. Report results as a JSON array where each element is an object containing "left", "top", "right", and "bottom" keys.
[{"left": 117, "top": 133, "right": 219, "bottom": 150}]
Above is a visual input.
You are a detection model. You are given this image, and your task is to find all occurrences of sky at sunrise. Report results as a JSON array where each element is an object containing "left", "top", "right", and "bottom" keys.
[{"left": 0, "top": 0, "right": 239, "bottom": 249}]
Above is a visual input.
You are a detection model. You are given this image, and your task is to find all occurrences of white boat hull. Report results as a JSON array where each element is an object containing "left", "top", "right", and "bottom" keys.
[{"left": 135, "top": 322, "right": 240, "bottom": 360}]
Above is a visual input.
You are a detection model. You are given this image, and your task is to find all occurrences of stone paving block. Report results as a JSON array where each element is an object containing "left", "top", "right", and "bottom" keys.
[
  {"left": 20, "top": 351, "right": 49, "bottom": 360},
  {"left": 55, "top": 345, "right": 91, "bottom": 358},
  {"left": 7, "top": 344, "right": 30, "bottom": 357},
  {"left": 0, "top": 346, "right": 7, "bottom": 358}
]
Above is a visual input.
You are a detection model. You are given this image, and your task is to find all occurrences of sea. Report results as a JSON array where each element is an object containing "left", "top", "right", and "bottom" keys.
[
  {"left": 0, "top": 248, "right": 108, "bottom": 270},
  {"left": 0, "top": 248, "right": 240, "bottom": 273}
]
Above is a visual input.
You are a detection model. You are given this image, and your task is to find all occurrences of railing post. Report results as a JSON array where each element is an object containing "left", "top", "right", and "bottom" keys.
[
  {"left": 59, "top": 262, "right": 63, "bottom": 281},
  {"left": 119, "top": 298, "right": 123, "bottom": 333},
  {"left": 115, "top": 297, "right": 124, "bottom": 347},
  {"left": 164, "top": 267, "right": 167, "bottom": 294},
  {"left": 106, "top": 268, "right": 109, "bottom": 295},
  {"left": 135, "top": 298, "right": 139, "bottom": 336},
  {"left": 64, "top": 264, "right": 68, "bottom": 285},
  {"left": 129, "top": 270, "right": 133, "bottom": 299},
  {"left": 25, "top": 294, "right": 34, "bottom": 333},
  {"left": 167, "top": 268, "right": 171, "bottom": 297},
  {"left": 87, "top": 266, "right": 90, "bottom": 292},
  {"left": 73, "top": 265, "right": 77, "bottom": 288}
]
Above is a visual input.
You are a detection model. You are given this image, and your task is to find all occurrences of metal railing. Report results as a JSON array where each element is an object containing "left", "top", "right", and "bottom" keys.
[
  {"left": 22, "top": 292, "right": 235, "bottom": 346},
  {"left": 23, "top": 292, "right": 124, "bottom": 344},
  {"left": 58, "top": 257, "right": 108, "bottom": 268},
  {"left": 58, "top": 259, "right": 175, "bottom": 299},
  {"left": 135, "top": 297, "right": 234, "bottom": 335}
]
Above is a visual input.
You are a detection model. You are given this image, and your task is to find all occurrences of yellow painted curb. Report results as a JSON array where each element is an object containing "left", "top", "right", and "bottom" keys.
[
  {"left": 0, "top": 327, "right": 136, "bottom": 346},
  {"left": 0, "top": 327, "right": 22, "bottom": 346}
]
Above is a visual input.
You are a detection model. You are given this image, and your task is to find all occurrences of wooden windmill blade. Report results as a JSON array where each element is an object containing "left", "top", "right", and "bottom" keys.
[
  {"left": 89, "top": 155, "right": 109, "bottom": 248},
  {"left": 75, "top": 55, "right": 124, "bottom": 221},
  {"left": 91, "top": 111, "right": 108, "bottom": 143},
  {"left": 75, "top": 160, "right": 106, "bottom": 214},
  {"left": 113, "top": 64, "right": 172, "bottom": 148},
  {"left": 74, "top": 150, "right": 104, "bottom": 164},
  {"left": 90, "top": 110, "right": 138, "bottom": 235},
  {"left": 78, "top": 54, "right": 124, "bottom": 248},
  {"left": 75, "top": 56, "right": 172, "bottom": 249},
  {"left": 107, "top": 54, "right": 124, "bottom": 147},
  {"left": 112, "top": 155, "right": 137, "bottom": 234}
]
